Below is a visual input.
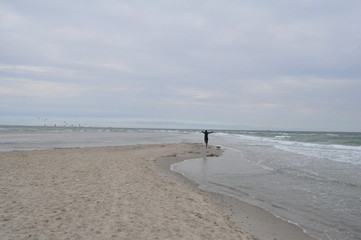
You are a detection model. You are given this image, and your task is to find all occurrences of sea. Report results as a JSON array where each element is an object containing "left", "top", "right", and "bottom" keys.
[{"left": 1, "top": 125, "right": 360, "bottom": 240}]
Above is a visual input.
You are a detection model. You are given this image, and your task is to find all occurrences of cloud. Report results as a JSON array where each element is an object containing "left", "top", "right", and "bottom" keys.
[
  {"left": 0, "top": 77, "right": 90, "bottom": 97},
  {"left": 0, "top": 64, "right": 76, "bottom": 75},
  {"left": 0, "top": 0, "right": 360, "bottom": 131},
  {"left": 173, "top": 88, "right": 214, "bottom": 99}
]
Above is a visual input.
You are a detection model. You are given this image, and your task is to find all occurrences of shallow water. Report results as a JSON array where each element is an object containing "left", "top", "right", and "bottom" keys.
[{"left": 172, "top": 133, "right": 361, "bottom": 240}]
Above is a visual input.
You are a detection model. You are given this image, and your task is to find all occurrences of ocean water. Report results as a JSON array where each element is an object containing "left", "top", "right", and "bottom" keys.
[
  {"left": 172, "top": 130, "right": 361, "bottom": 240},
  {"left": 0, "top": 125, "right": 198, "bottom": 151},
  {"left": 1, "top": 126, "right": 361, "bottom": 240}
]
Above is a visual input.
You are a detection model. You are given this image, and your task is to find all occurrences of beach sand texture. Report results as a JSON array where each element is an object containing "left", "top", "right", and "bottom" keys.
[{"left": 0, "top": 143, "right": 255, "bottom": 240}]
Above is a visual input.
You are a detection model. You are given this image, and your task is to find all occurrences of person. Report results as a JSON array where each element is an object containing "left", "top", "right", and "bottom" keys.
[{"left": 201, "top": 130, "right": 213, "bottom": 148}]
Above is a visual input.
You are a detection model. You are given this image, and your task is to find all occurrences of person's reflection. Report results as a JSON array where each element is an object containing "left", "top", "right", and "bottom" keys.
[{"left": 201, "top": 157, "right": 208, "bottom": 185}]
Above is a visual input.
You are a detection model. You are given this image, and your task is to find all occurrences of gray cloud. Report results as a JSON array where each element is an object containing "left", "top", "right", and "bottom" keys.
[{"left": 1, "top": 0, "right": 360, "bottom": 131}]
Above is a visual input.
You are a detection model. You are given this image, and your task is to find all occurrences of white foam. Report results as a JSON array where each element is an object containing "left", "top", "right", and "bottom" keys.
[
  {"left": 223, "top": 133, "right": 361, "bottom": 165},
  {"left": 274, "top": 142, "right": 361, "bottom": 165}
]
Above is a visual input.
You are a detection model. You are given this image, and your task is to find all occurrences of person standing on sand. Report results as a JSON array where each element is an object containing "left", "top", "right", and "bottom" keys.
[{"left": 201, "top": 130, "right": 213, "bottom": 148}]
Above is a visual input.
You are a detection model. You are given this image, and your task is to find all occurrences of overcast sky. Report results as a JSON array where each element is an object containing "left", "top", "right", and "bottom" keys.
[{"left": 1, "top": 0, "right": 360, "bottom": 131}]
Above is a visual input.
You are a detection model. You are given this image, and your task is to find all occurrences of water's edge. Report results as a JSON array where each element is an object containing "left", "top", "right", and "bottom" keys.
[{"left": 155, "top": 146, "right": 317, "bottom": 240}]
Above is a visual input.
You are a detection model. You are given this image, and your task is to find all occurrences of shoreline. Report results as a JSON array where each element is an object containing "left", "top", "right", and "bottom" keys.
[
  {"left": 0, "top": 143, "right": 317, "bottom": 240},
  {"left": 154, "top": 144, "right": 318, "bottom": 240},
  {"left": 0, "top": 143, "right": 252, "bottom": 240}
]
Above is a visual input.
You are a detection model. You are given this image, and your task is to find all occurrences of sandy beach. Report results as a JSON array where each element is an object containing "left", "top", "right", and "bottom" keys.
[{"left": 0, "top": 143, "right": 315, "bottom": 240}]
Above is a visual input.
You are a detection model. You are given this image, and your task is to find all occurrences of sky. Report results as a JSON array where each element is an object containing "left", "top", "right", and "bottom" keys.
[{"left": 1, "top": 0, "right": 361, "bottom": 131}]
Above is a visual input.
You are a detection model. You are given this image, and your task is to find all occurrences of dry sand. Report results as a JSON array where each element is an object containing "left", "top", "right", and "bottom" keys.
[
  {"left": 0, "top": 143, "right": 316, "bottom": 240},
  {"left": 1, "top": 143, "right": 252, "bottom": 240}
]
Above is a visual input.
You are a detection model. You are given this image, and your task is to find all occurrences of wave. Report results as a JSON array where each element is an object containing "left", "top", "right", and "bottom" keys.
[
  {"left": 273, "top": 142, "right": 361, "bottom": 165},
  {"left": 218, "top": 132, "right": 361, "bottom": 165}
]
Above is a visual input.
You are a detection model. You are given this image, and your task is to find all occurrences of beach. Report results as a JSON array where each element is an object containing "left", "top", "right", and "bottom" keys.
[{"left": 0, "top": 142, "right": 316, "bottom": 240}]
